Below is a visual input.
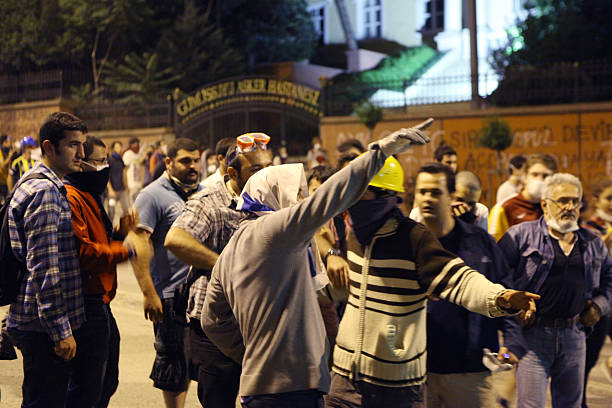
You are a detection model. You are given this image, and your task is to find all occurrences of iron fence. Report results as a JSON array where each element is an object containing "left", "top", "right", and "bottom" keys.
[
  {"left": 0, "top": 70, "right": 63, "bottom": 104},
  {"left": 72, "top": 98, "right": 171, "bottom": 131},
  {"left": 322, "top": 58, "right": 612, "bottom": 116}
]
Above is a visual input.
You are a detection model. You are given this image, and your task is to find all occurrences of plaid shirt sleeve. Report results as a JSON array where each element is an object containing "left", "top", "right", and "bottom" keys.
[
  {"left": 172, "top": 196, "right": 214, "bottom": 243},
  {"left": 9, "top": 185, "right": 77, "bottom": 342}
]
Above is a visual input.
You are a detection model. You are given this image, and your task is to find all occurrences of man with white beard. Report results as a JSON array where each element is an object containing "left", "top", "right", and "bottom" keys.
[
  {"left": 498, "top": 173, "right": 612, "bottom": 408},
  {"left": 489, "top": 153, "right": 557, "bottom": 241}
]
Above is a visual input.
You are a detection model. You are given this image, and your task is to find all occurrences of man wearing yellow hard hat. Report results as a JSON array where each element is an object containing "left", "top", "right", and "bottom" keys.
[{"left": 327, "top": 145, "right": 541, "bottom": 407}]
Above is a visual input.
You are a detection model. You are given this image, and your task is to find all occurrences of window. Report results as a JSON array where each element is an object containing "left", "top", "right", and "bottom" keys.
[
  {"left": 423, "top": 0, "right": 445, "bottom": 32},
  {"left": 309, "top": 5, "right": 325, "bottom": 36},
  {"left": 363, "top": 0, "right": 382, "bottom": 38}
]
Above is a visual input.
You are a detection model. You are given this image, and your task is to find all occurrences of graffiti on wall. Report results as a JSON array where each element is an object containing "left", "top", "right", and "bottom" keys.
[{"left": 322, "top": 112, "right": 612, "bottom": 204}]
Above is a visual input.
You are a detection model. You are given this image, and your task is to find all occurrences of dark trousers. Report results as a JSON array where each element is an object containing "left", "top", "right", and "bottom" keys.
[
  {"left": 240, "top": 390, "right": 324, "bottom": 408},
  {"left": 9, "top": 328, "right": 72, "bottom": 408},
  {"left": 67, "top": 295, "right": 111, "bottom": 407},
  {"left": 326, "top": 372, "right": 424, "bottom": 408},
  {"left": 583, "top": 314, "right": 611, "bottom": 408},
  {"left": 9, "top": 296, "right": 111, "bottom": 408},
  {"left": 96, "top": 304, "right": 120, "bottom": 408},
  {"left": 189, "top": 318, "right": 241, "bottom": 408}
]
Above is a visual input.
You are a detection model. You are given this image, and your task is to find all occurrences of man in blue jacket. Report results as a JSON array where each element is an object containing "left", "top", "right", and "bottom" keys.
[
  {"left": 498, "top": 173, "right": 612, "bottom": 408},
  {"left": 412, "top": 163, "right": 516, "bottom": 407}
]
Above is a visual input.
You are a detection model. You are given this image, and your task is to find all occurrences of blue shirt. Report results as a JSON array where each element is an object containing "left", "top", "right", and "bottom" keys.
[
  {"left": 7, "top": 163, "right": 85, "bottom": 342},
  {"left": 498, "top": 217, "right": 612, "bottom": 358},
  {"left": 134, "top": 174, "right": 201, "bottom": 299}
]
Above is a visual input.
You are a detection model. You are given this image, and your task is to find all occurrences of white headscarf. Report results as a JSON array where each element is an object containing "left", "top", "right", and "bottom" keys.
[
  {"left": 236, "top": 164, "right": 308, "bottom": 216},
  {"left": 235, "top": 163, "right": 329, "bottom": 291}
]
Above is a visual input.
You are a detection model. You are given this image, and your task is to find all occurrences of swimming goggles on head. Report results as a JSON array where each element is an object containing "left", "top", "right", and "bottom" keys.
[{"left": 236, "top": 133, "right": 270, "bottom": 153}]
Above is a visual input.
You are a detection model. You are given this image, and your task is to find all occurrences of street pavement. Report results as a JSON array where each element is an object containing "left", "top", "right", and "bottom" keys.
[{"left": 1, "top": 262, "right": 612, "bottom": 407}]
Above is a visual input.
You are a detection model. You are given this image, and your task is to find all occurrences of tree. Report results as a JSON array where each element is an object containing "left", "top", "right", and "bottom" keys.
[
  {"left": 57, "top": 0, "right": 154, "bottom": 91},
  {"left": 491, "top": 0, "right": 612, "bottom": 73},
  {"left": 156, "top": 0, "right": 245, "bottom": 92},
  {"left": 354, "top": 101, "right": 383, "bottom": 140},
  {"left": 219, "top": 0, "right": 318, "bottom": 68},
  {"left": 102, "top": 52, "right": 180, "bottom": 103},
  {"left": 478, "top": 116, "right": 513, "bottom": 177}
]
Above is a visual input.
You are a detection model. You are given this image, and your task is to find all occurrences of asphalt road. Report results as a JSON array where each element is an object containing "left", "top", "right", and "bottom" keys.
[{"left": 1, "top": 262, "right": 611, "bottom": 407}]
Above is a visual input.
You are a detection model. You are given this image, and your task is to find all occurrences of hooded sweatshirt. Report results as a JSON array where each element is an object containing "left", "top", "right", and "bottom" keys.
[{"left": 201, "top": 149, "right": 386, "bottom": 397}]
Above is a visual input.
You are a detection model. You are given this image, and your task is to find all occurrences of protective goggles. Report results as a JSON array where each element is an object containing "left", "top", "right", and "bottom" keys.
[{"left": 236, "top": 133, "right": 270, "bottom": 153}]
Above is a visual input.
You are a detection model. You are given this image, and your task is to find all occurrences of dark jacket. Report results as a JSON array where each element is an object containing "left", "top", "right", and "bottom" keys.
[
  {"left": 498, "top": 217, "right": 612, "bottom": 358},
  {"left": 427, "top": 218, "right": 513, "bottom": 373}
]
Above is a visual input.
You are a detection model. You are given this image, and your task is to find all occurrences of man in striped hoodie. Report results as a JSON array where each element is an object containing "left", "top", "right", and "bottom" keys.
[{"left": 327, "top": 153, "right": 540, "bottom": 407}]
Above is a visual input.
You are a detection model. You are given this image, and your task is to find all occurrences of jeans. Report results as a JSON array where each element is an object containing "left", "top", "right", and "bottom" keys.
[
  {"left": 241, "top": 390, "right": 323, "bottom": 408},
  {"left": 326, "top": 372, "right": 424, "bottom": 408},
  {"left": 583, "top": 314, "right": 611, "bottom": 408},
  {"left": 67, "top": 295, "right": 111, "bottom": 408},
  {"left": 9, "top": 328, "right": 72, "bottom": 408},
  {"left": 516, "top": 324, "right": 586, "bottom": 408},
  {"left": 189, "top": 319, "right": 241, "bottom": 408},
  {"left": 96, "top": 304, "right": 120, "bottom": 408}
]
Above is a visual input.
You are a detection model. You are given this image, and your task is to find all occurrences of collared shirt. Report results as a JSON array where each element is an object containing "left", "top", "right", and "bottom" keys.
[
  {"left": 134, "top": 174, "right": 202, "bottom": 299},
  {"left": 171, "top": 180, "right": 244, "bottom": 320},
  {"left": 7, "top": 163, "right": 84, "bottom": 342}
]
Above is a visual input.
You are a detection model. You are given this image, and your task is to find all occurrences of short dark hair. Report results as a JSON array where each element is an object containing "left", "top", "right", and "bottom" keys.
[
  {"left": 526, "top": 153, "right": 557, "bottom": 173},
  {"left": 337, "top": 139, "right": 365, "bottom": 154},
  {"left": 83, "top": 135, "right": 106, "bottom": 160},
  {"left": 433, "top": 142, "right": 456, "bottom": 162},
  {"left": 0, "top": 134, "right": 8, "bottom": 144},
  {"left": 216, "top": 137, "right": 236, "bottom": 158},
  {"left": 128, "top": 137, "right": 140, "bottom": 145},
  {"left": 226, "top": 145, "right": 243, "bottom": 173},
  {"left": 111, "top": 140, "right": 122, "bottom": 150},
  {"left": 167, "top": 137, "right": 199, "bottom": 159},
  {"left": 39, "top": 112, "right": 87, "bottom": 156},
  {"left": 508, "top": 155, "right": 527, "bottom": 174},
  {"left": 308, "top": 165, "right": 334, "bottom": 185},
  {"left": 417, "top": 162, "right": 456, "bottom": 194},
  {"left": 336, "top": 152, "right": 359, "bottom": 171}
]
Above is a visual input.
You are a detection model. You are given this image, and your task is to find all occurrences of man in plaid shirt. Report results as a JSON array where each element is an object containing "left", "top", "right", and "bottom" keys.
[
  {"left": 7, "top": 112, "right": 87, "bottom": 407},
  {"left": 165, "top": 141, "right": 272, "bottom": 408}
]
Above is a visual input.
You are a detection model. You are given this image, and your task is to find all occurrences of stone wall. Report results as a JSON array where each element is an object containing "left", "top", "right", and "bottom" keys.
[{"left": 0, "top": 99, "right": 65, "bottom": 139}]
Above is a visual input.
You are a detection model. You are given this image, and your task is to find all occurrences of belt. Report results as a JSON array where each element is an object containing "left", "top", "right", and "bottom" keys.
[{"left": 534, "top": 314, "right": 580, "bottom": 328}]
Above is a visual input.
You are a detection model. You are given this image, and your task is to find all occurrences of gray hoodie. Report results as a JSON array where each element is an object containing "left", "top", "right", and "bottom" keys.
[{"left": 201, "top": 147, "right": 386, "bottom": 397}]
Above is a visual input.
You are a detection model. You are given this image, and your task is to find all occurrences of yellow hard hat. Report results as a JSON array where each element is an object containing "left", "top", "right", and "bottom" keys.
[{"left": 369, "top": 156, "right": 405, "bottom": 193}]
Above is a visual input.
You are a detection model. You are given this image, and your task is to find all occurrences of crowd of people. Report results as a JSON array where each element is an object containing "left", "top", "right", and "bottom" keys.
[{"left": 0, "top": 111, "right": 611, "bottom": 408}]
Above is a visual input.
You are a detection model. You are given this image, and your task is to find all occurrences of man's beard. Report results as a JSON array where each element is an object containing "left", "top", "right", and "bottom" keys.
[{"left": 546, "top": 214, "right": 579, "bottom": 234}]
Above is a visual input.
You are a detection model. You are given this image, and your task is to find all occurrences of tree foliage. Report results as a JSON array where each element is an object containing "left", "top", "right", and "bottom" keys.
[
  {"left": 0, "top": 0, "right": 317, "bottom": 100},
  {"left": 219, "top": 0, "right": 318, "bottom": 68},
  {"left": 491, "top": 0, "right": 612, "bottom": 74},
  {"left": 354, "top": 101, "right": 383, "bottom": 130},
  {"left": 155, "top": 0, "right": 245, "bottom": 92}
]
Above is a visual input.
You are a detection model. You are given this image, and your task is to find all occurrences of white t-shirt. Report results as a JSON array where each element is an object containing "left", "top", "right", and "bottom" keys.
[
  {"left": 123, "top": 149, "right": 142, "bottom": 190},
  {"left": 409, "top": 203, "right": 489, "bottom": 231},
  {"left": 199, "top": 168, "right": 223, "bottom": 190},
  {"left": 496, "top": 179, "right": 522, "bottom": 204}
]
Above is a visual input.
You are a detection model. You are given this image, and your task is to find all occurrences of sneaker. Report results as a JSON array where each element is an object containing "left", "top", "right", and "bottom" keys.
[{"left": 600, "top": 359, "right": 612, "bottom": 383}]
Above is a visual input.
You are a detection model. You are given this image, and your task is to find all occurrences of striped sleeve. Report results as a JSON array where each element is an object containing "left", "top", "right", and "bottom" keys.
[{"left": 413, "top": 226, "right": 508, "bottom": 318}]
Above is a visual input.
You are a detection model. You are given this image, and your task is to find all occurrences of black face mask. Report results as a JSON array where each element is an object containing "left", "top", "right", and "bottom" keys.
[
  {"left": 458, "top": 209, "right": 477, "bottom": 224},
  {"left": 65, "top": 167, "right": 110, "bottom": 197},
  {"left": 348, "top": 195, "right": 402, "bottom": 246}
]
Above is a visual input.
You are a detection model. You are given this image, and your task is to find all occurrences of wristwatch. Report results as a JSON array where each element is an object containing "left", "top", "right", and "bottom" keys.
[{"left": 325, "top": 247, "right": 343, "bottom": 263}]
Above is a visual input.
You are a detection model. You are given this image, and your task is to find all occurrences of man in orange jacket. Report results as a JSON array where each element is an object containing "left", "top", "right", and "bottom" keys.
[{"left": 64, "top": 135, "right": 147, "bottom": 407}]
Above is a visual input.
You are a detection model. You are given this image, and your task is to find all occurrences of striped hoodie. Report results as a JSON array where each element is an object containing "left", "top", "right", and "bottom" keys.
[{"left": 333, "top": 216, "right": 514, "bottom": 387}]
